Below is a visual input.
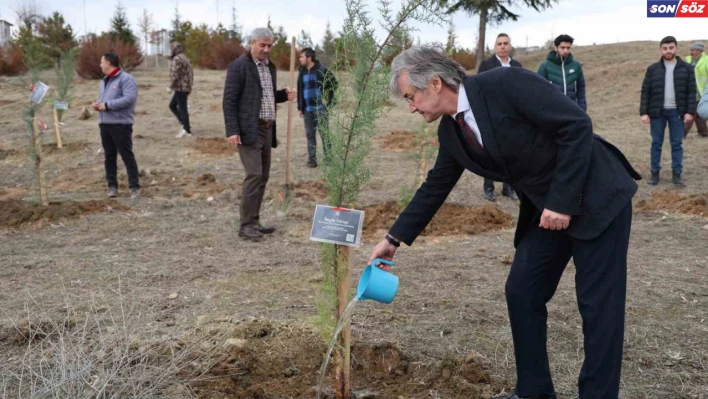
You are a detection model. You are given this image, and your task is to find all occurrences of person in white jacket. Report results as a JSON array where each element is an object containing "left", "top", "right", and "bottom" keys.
[{"left": 699, "top": 85, "right": 708, "bottom": 119}]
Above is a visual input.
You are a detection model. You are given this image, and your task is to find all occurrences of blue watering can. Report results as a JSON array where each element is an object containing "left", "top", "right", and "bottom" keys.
[{"left": 356, "top": 258, "right": 399, "bottom": 304}]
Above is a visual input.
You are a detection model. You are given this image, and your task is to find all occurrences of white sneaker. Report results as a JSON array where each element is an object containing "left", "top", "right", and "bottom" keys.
[{"left": 176, "top": 128, "right": 192, "bottom": 138}]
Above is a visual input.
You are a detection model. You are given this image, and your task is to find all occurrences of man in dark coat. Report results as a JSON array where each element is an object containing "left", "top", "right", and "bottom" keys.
[
  {"left": 640, "top": 36, "right": 697, "bottom": 186},
  {"left": 476, "top": 33, "right": 521, "bottom": 202},
  {"left": 369, "top": 47, "right": 641, "bottom": 399},
  {"left": 223, "top": 27, "right": 296, "bottom": 241}
]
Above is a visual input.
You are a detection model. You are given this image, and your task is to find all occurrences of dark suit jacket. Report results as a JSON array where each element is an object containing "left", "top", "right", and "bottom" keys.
[
  {"left": 389, "top": 68, "right": 641, "bottom": 247},
  {"left": 223, "top": 52, "right": 288, "bottom": 147},
  {"left": 477, "top": 55, "right": 523, "bottom": 73}
]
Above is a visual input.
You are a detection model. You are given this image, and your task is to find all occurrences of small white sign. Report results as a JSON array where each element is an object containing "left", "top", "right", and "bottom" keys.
[
  {"left": 310, "top": 205, "right": 365, "bottom": 247},
  {"left": 29, "top": 82, "right": 49, "bottom": 104},
  {"left": 54, "top": 101, "right": 69, "bottom": 110}
]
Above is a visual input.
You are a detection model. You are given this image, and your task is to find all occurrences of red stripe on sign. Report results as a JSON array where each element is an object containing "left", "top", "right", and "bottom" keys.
[
  {"left": 331, "top": 207, "right": 351, "bottom": 212},
  {"left": 675, "top": 0, "right": 708, "bottom": 17}
]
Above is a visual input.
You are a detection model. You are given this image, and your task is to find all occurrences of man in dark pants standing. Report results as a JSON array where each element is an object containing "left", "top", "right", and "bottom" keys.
[
  {"left": 640, "top": 36, "right": 696, "bottom": 186},
  {"left": 369, "top": 47, "right": 641, "bottom": 399},
  {"left": 92, "top": 52, "right": 140, "bottom": 199},
  {"left": 223, "top": 28, "right": 296, "bottom": 241},
  {"left": 169, "top": 42, "right": 194, "bottom": 138},
  {"left": 476, "top": 33, "right": 521, "bottom": 202},
  {"left": 297, "top": 47, "right": 338, "bottom": 167}
]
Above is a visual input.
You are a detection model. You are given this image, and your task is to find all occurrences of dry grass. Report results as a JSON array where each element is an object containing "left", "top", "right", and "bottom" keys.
[{"left": 1, "top": 41, "right": 708, "bottom": 398}]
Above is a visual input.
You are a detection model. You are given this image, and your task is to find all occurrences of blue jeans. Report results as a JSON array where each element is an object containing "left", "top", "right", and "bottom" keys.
[{"left": 650, "top": 108, "right": 684, "bottom": 174}]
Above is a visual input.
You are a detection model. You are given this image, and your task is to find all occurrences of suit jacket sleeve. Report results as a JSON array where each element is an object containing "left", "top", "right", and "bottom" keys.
[
  {"left": 388, "top": 144, "right": 464, "bottom": 245},
  {"left": 477, "top": 59, "right": 490, "bottom": 74},
  {"left": 501, "top": 69, "right": 594, "bottom": 216},
  {"left": 223, "top": 61, "right": 244, "bottom": 137},
  {"left": 640, "top": 67, "right": 651, "bottom": 116},
  {"left": 275, "top": 88, "right": 288, "bottom": 104}
]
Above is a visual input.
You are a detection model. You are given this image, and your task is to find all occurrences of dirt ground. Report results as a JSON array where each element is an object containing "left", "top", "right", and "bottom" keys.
[{"left": 2, "top": 42, "right": 708, "bottom": 398}]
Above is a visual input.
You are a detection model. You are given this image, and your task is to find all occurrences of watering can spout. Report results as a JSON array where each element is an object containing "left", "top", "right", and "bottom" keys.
[{"left": 355, "top": 258, "right": 399, "bottom": 303}]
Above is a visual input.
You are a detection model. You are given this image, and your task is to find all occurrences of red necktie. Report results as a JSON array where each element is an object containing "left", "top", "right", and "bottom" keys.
[{"left": 456, "top": 112, "right": 483, "bottom": 152}]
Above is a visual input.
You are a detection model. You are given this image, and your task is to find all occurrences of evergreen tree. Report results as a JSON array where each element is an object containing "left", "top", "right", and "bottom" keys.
[
  {"left": 39, "top": 12, "right": 77, "bottom": 67},
  {"left": 321, "top": 21, "right": 336, "bottom": 66},
  {"left": 170, "top": 6, "right": 181, "bottom": 42},
  {"left": 110, "top": 1, "right": 136, "bottom": 45},
  {"left": 297, "top": 30, "right": 313, "bottom": 49}
]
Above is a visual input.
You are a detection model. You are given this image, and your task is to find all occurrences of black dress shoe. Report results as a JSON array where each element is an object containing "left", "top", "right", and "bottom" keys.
[
  {"left": 255, "top": 224, "right": 275, "bottom": 234},
  {"left": 484, "top": 189, "right": 496, "bottom": 202},
  {"left": 491, "top": 391, "right": 557, "bottom": 399}
]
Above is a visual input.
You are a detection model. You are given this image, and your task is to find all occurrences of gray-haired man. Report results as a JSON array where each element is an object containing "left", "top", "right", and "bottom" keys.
[
  {"left": 368, "top": 47, "right": 640, "bottom": 399},
  {"left": 223, "top": 28, "right": 296, "bottom": 241}
]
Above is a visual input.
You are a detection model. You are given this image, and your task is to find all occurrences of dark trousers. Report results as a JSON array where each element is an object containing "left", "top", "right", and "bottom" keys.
[
  {"left": 169, "top": 91, "right": 190, "bottom": 133},
  {"left": 99, "top": 124, "right": 139, "bottom": 189},
  {"left": 506, "top": 203, "right": 632, "bottom": 398},
  {"left": 650, "top": 108, "right": 684, "bottom": 173},
  {"left": 484, "top": 178, "right": 513, "bottom": 194},
  {"left": 238, "top": 123, "right": 272, "bottom": 229},
  {"left": 303, "top": 109, "right": 330, "bottom": 163}
]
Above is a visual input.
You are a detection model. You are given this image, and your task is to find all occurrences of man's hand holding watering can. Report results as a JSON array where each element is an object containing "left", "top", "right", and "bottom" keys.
[{"left": 368, "top": 234, "right": 400, "bottom": 271}]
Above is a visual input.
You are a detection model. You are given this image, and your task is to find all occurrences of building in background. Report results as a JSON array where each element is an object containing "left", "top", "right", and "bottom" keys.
[
  {"left": 0, "top": 19, "right": 13, "bottom": 47},
  {"left": 149, "top": 29, "right": 170, "bottom": 56}
]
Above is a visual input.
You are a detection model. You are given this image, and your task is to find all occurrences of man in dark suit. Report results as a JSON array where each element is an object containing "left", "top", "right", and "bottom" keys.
[
  {"left": 476, "top": 33, "right": 522, "bottom": 202},
  {"left": 223, "top": 28, "right": 296, "bottom": 241},
  {"left": 369, "top": 47, "right": 641, "bottom": 399}
]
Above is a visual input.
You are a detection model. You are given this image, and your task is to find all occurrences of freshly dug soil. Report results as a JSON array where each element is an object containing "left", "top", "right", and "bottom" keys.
[
  {"left": 183, "top": 320, "right": 502, "bottom": 399},
  {"left": 190, "top": 137, "right": 236, "bottom": 156},
  {"left": 292, "top": 181, "right": 329, "bottom": 202},
  {"left": 363, "top": 202, "right": 514, "bottom": 239},
  {"left": 636, "top": 191, "right": 708, "bottom": 217},
  {"left": 41, "top": 140, "right": 90, "bottom": 155},
  {"left": 0, "top": 199, "right": 129, "bottom": 228},
  {"left": 379, "top": 130, "right": 417, "bottom": 151}
]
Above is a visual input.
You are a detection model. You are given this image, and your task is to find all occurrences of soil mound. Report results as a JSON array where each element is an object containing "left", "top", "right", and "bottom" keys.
[
  {"left": 292, "top": 181, "right": 329, "bottom": 202},
  {"left": 0, "top": 199, "right": 129, "bottom": 228},
  {"left": 190, "top": 137, "right": 236, "bottom": 156},
  {"left": 41, "top": 140, "right": 90, "bottom": 155},
  {"left": 636, "top": 191, "right": 708, "bottom": 217},
  {"left": 379, "top": 130, "right": 417, "bottom": 151},
  {"left": 363, "top": 202, "right": 513, "bottom": 239},
  {"left": 183, "top": 320, "right": 500, "bottom": 399}
]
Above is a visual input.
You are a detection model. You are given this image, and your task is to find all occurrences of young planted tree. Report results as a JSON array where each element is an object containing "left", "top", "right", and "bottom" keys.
[
  {"left": 316, "top": 0, "right": 444, "bottom": 397},
  {"left": 439, "top": 0, "right": 559, "bottom": 69},
  {"left": 52, "top": 49, "right": 77, "bottom": 147},
  {"left": 22, "top": 45, "right": 53, "bottom": 205}
]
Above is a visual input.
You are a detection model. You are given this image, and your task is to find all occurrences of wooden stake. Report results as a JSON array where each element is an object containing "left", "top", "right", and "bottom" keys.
[
  {"left": 53, "top": 108, "right": 63, "bottom": 148},
  {"left": 285, "top": 36, "right": 296, "bottom": 189},
  {"left": 32, "top": 117, "right": 49, "bottom": 206},
  {"left": 334, "top": 245, "right": 352, "bottom": 399}
]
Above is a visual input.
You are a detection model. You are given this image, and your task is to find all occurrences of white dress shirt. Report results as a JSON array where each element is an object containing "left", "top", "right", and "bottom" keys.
[
  {"left": 451, "top": 84, "right": 484, "bottom": 147},
  {"left": 496, "top": 55, "right": 512, "bottom": 67}
]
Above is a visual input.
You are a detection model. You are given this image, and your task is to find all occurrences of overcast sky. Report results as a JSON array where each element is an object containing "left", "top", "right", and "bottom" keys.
[{"left": 1, "top": 0, "right": 706, "bottom": 50}]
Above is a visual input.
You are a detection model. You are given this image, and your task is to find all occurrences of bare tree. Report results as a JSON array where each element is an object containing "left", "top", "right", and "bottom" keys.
[{"left": 137, "top": 8, "right": 153, "bottom": 56}]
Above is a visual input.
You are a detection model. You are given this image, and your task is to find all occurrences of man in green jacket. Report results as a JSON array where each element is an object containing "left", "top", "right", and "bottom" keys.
[
  {"left": 684, "top": 42, "right": 708, "bottom": 137},
  {"left": 538, "top": 34, "right": 587, "bottom": 112}
]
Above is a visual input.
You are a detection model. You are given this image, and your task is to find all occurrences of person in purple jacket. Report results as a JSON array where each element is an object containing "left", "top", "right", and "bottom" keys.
[{"left": 92, "top": 52, "right": 140, "bottom": 199}]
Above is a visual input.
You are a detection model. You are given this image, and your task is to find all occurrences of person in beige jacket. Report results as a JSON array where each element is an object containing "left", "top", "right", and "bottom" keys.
[{"left": 168, "top": 42, "right": 194, "bottom": 138}]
